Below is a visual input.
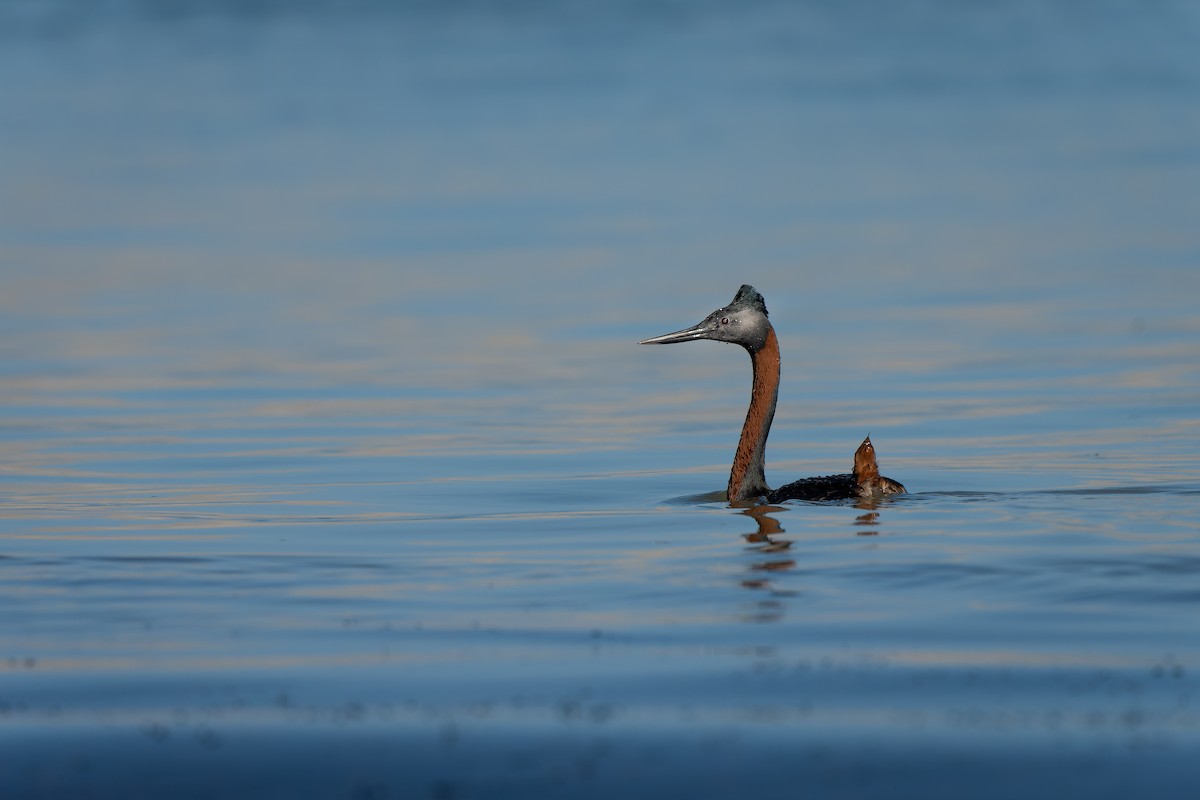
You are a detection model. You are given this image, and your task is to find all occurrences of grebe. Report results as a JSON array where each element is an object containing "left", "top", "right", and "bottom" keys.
[{"left": 639, "top": 285, "right": 905, "bottom": 503}]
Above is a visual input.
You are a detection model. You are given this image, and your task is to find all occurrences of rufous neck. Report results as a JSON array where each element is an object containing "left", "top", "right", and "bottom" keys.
[{"left": 727, "top": 325, "right": 779, "bottom": 502}]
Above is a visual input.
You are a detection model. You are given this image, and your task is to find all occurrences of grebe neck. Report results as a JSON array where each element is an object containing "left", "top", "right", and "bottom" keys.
[{"left": 728, "top": 325, "right": 779, "bottom": 502}]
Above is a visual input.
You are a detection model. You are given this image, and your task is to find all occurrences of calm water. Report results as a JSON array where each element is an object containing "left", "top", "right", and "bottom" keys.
[{"left": 3, "top": 2, "right": 1200, "bottom": 797}]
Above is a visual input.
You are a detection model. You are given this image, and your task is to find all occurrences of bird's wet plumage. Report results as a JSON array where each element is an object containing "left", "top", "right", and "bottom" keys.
[{"left": 766, "top": 436, "right": 905, "bottom": 503}]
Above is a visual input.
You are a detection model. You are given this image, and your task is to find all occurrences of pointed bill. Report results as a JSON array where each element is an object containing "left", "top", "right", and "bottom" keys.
[{"left": 638, "top": 323, "right": 715, "bottom": 345}]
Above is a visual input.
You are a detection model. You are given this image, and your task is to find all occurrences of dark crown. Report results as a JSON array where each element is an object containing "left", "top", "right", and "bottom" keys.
[{"left": 730, "top": 284, "right": 768, "bottom": 316}]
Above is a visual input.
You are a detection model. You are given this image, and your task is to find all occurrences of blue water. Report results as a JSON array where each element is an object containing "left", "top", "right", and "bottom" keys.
[{"left": 3, "top": 2, "right": 1200, "bottom": 797}]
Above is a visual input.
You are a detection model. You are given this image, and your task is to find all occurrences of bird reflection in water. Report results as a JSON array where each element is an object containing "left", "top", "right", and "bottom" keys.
[
  {"left": 739, "top": 504, "right": 794, "bottom": 622},
  {"left": 854, "top": 511, "right": 882, "bottom": 535},
  {"left": 740, "top": 504, "right": 795, "bottom": 612},
  {"left": 737, "top": 493, "right": 895, "bottom": 620}
]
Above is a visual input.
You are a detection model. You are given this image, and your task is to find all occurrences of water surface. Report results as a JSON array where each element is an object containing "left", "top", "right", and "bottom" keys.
[{"left": 2, "top": 2, "right": 1200, "bottom": 797}]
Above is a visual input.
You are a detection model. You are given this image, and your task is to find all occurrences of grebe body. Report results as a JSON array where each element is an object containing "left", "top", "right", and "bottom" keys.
[{"left": 767, "top": 436, "right": 905, "bottom": 503}]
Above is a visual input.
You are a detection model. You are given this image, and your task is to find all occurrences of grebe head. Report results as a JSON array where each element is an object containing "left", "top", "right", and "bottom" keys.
[{"left": 638, "top": 284, "right": 773, "bottom": 353}]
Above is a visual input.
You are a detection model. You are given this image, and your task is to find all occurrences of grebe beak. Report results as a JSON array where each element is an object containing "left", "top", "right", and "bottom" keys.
[{"left": 638, "top": 319, "right": 717, "bottom": 345}]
